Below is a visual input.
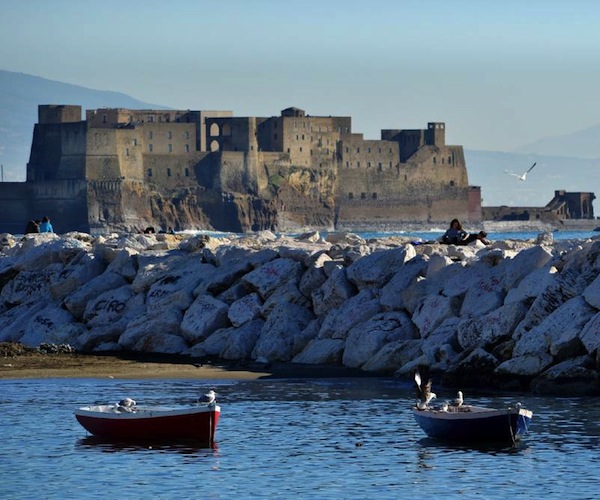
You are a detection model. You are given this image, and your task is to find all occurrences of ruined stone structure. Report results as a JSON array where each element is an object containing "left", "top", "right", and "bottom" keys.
[
  {"left": 483, "top": 190, "right": 596, "bottom": 223},
  {"left": 0, "top": 104, "right": 481, "bottom": 234}
]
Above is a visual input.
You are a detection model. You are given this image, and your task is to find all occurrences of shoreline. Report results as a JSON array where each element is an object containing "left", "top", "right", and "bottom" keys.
[{"left": 0, "top": 350, "right": 375, "bottom": 381}]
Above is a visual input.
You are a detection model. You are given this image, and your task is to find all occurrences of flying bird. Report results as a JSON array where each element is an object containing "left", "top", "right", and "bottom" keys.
[
  {"left": 414, "top": 371, "right": 436, "bottom": 409},
  {"left": 504, "top": 162, "right": 537, "bottom": 181},
  {"left": 199, "top": 389, "right": 217, "bottom": 405}
]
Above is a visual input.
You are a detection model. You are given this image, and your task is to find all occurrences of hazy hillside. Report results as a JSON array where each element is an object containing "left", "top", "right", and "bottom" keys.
[
  {"left": 512, "top": 124, "right": 600, "bottom": 160},
  {"left": 0, "top": 70, "right": 169, "bottom": 181}
]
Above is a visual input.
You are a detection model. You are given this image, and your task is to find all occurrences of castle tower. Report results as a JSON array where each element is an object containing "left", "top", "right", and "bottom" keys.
[{"left": 425, "top": 122, "right": 445, "bottom": 147}]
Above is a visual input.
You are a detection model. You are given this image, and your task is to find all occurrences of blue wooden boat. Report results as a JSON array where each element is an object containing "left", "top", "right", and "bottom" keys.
[{"left": 413, "top": 404, "right": 533, "bottom": 444}]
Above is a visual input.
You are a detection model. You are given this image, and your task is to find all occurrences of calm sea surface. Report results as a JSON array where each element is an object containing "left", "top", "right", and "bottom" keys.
[{"left": 2, "top": 377, "right": 600, "bottom": 499}]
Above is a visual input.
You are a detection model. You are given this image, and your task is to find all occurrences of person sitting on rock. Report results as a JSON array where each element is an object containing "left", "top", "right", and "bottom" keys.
[
  {"left": 39, "top": 216, "right": 54, "bottom": 233},
  {"left": 24, "top": 219, "right": 40, "bottom": 234},
  {"left": 441, "top": 219, "right": 490, "bottom": 245}
]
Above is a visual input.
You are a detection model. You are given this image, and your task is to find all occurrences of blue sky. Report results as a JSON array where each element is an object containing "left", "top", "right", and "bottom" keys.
[{"left": 2, "top": 0, "right": 600, "bottom": 151}]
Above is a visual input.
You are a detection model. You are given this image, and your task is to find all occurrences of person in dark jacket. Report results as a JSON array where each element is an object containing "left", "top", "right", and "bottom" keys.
[
  {"left": 442, "top": 219, "right": 490, "bottom": 245},
  {"left": 24, "top": 219, "right": 40, "bottom": 234}
]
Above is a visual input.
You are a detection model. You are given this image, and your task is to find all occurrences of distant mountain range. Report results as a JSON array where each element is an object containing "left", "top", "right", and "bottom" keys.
[
  {"left": 0, "top": 70, "right": 167, "bottom": 181},
  {"left": 1, "top": 69, "right": 599, "bottom": 208}
]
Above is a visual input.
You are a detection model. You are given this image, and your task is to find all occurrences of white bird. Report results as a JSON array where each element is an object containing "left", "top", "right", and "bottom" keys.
[
  {"left": 199, "top": 390, "right": 216, "bottom": 405},
  {"left": 504, "top": 162, "right": 537, "bottom": 181},
  {"left": 450, "top": 390, "right": 463, "bottom": 407},
  {"left": 119, "top": 397, "right": 136, "bottom": 407},
  {"left": 414, "top": 371, "right": 436, "bottom": 409}
]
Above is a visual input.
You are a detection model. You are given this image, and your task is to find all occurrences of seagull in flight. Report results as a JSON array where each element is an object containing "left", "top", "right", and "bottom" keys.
[
  {"left": 414, "top": 371, "right": 436, "bottom": 409},
  {"left": 504, "top": 162, "right": 537, "bottom": 181}
]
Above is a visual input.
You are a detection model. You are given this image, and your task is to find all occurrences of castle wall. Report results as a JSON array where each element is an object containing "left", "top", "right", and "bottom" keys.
[{"left": 27, "top": 122, "right": 87, "bottom": 181}]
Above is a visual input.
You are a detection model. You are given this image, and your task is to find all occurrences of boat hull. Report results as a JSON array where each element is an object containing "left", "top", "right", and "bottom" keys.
[
  {"left": 75, "top": 405, "right": 220, "bottom": 443},
  {"left": 413, "top": 406, "right": 532, "bottom": 443}
]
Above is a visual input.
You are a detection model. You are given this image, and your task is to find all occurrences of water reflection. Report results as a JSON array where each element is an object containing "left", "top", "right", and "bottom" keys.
[
  {"left": 416, "top": 436, "right": 530, "bottom": 455},
  {"left": 76, "top": 435, "right": 219, "bottom": 455}
]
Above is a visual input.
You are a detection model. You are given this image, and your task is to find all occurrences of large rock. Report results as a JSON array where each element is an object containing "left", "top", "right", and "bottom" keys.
[
  {"left": 252, "top": 302, "right": 315, "bottom": 362},
  {"left": 180, "top": 295, "right": 230, "bottom": 343},
  {"left": 342, "top": 311, "right": 417, "bottom": 368}
]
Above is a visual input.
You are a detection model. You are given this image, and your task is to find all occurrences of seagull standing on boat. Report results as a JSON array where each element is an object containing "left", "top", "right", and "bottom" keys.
[
  {"left": 414, "top": 371, "right": 436, "bottom": 409},
  {"left": 504, "top": 162, "right": 537, "bottom": 181},
  {"left": 450, "top": 391, "right": 463, "bottom": 407},
  {"left": 119, "top": 397, "right": 136, "bottom": 407},
  {"left": 199, "top": 390, "right": 217, "bottom": 405},
  {"left": 116, "top": 397, "right": 136, "bottom": 413}
]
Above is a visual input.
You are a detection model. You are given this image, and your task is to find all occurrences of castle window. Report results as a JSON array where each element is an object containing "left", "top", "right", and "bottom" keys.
[
  {"left": 378, "top": 163, "right": 383, "bottom": 171},
  {"left": 287, "top": 148, "right": 290, "bottom": 153},
  {"left": 367, "top": 162, "right": 371, "bottom": 168},
  {"left": 168, "top": 131, "right": 172, "bottom": 139},
  {"left": 433, "top": 157, "right": 436, "bottom": 164},
  {"left": 125, "top": 148, "right": 129, "bottom": 156},
  {"left": 302, "top": 134, "right": 305, "bottom": 140},
  {"left": 274, "top": 121, "right": 277, "bottom": 129},
  {"left": 185, "top": 144, "right": 190, "bottom": 153},
  {"left": 357, "top": 161, "right": 360, "bottom": 168},
  {"left": 148, "top": 131, "right": 153, "bottom": 139},
  {"left": 274, "top": 133, "right": 278, "bottom": 140},
  {"left": 372, "top": 193, "right": 377, "bottom": 199},
  {"left": 368, "top": 147, "right": 371, "bottom": 153},
  {"left": 356, "top": 147, "right": 360, "bottom": 153},
  {"left": 346, "top": 161, "right": 349, "bottom": 168},
  {"left": 448, "top": 155, "right": 452, "bottom": 164},
  {"left": 185, "top": 131, "right": 190, "bottom": 139},
  {"left": 361, "top": 192, "right": 366, "bottom": 199},
  {"left": 442, "top": 158, "right": 444, "bottom": 164},
  {"left": 299, "top": 147, "right": 303, "bottom": 152},
  {"left": 167, "top": 168, "right": 172, "bottom": 177},
  {"left": 168, "top": 144, "right": 173, "bottom": 152},
  {"left": 379, "top": 148, "right": 381, "bottom": 153},
  {"left": 102, "top": 114, "right": 107, "bottom": 123},
  {"left": 149, "top": 144, "right": 153, "bottom": 152},
  {"left": 147, "top": 168, "right": 153, "bottom": 177},
  {"left": 132, "top": 138, "right": 137, "bottom": 146},
  {"left": 148, "top": 116, "right": 154, "bottom": 123},
  {"left": 185, "top": 168, "right": 190, "bottom": 177},
  {"left": 346, "top": 147, "right": 349, "bottom": 153},
  {"left": 296, "top": 135, "right": 299, "bottom": 140},
  {"left": 389, "top": 161, "right": 392, "bottom": 167},
  {"left": 450, "top": 180, "right": 455, "bottom": 186},
  {"left": 389, "top": 148, "right": 392, "bottom": 153},
  {"left": 349, "top": 193, "right": 354, "bottom": 199}
]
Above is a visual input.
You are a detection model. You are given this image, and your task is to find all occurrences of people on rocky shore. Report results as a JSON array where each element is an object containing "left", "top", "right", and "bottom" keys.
[
  {"left": 39, "top": 216, "right": 54, "bottom": 233},
  {"left": 441, "top": 218, "right": 490, "bottom": 245},
  {"left": 24, "top": 219, "right": 41, "bottom": 234}
]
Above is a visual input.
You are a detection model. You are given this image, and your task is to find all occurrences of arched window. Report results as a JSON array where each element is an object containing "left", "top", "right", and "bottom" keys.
[
  {"left": 210, "top": 123, "right": 220, "bottom": 137},
  {"left": 210, "top": 140, "right": 220, "bottom": 152}
]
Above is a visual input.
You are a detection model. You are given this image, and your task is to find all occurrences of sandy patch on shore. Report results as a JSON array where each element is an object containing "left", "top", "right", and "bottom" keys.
[{"left": 0, "top": 344, "right": 371, "bottom": 381}]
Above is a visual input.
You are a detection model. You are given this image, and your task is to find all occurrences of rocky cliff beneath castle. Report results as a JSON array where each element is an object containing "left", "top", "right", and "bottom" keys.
[{"left": 1, "top": 230, "right": 599, "bottom": 395}]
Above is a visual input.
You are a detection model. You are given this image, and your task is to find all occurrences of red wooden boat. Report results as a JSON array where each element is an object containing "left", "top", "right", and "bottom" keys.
[{"left": 75, "top": 403, "right": 220, "bottom": 444}]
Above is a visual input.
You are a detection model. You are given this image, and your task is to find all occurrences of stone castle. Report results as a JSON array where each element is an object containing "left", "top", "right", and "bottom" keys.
[{"left": 0, "top": 104, "right": 482, "bottom": 234}]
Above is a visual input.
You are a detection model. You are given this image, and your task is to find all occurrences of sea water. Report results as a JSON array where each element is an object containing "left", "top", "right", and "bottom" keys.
[{"left": 1, "top": 377, "right": 599, "bottom": 499}]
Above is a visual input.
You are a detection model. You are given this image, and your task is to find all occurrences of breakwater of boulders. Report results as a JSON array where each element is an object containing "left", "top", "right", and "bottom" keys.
[{"left": 1, "top": 229, "right": 599, "bottom": 395}]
